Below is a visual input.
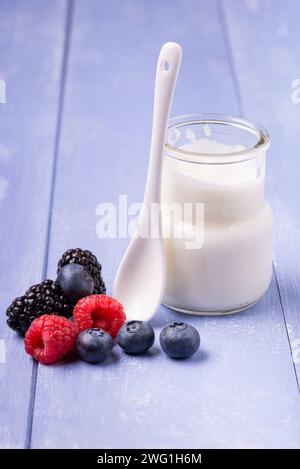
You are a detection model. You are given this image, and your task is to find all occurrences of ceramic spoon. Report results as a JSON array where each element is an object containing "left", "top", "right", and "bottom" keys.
[{"left": 113, "top": 42, "right": 182, "bottom": 321}]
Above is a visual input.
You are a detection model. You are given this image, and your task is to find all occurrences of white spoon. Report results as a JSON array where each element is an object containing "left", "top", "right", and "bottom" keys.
[{"left": 113, "top": 42, "right": 182, "bottom": 321}]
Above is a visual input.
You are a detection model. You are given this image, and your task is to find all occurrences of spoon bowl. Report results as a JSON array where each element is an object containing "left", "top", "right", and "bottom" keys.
[{"left": 114, "top": 232, "right": 165, "bottom": 321}]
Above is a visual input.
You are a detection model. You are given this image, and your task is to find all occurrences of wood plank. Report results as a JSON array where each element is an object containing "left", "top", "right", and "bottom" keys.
[
  {"left": 0, "top": 0, "right": 68, "bottom": 448},
  {"left": 222, "top": 0, "right": 300, "bottom": 386},
  {"left": 31, "top": 0, "right": 300, "bottom": 448}
]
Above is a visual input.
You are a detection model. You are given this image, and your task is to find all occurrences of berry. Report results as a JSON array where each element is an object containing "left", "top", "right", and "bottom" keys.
[
  {"left": 6, "top": 280, "right": 72, "bottom": 336},
  {"left": 57, "top": 264, "right": 94, "bottom": 305},
  {"left": 73, "top": 294, "right": 126, "bottom": 339},
  {"left": 159, "top": 322, "right": 200, "bottom": 359},
  {"left": 57, "top": 248, "right": 106, "bottom": 295},
  {"left": 76, "top": 328, "right": 113, "bottom": 363},
  {"left": 117, "top": 321, "right": 155, "bottom": 354},
  {"left": 24, "top": 314, "right": 78, "bottom": 364}
]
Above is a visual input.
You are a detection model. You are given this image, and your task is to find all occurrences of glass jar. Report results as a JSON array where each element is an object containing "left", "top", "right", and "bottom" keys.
[{"left": 161, "top": 114, "right": 273, "bottom": 315}]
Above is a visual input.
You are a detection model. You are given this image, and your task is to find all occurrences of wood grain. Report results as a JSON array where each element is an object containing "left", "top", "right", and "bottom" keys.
[
  {"left": 0, "top": 0, "right": 68, "bottom": 448},
  {"left": 28, "top": 0, "right": 300, "bottom": 448}
]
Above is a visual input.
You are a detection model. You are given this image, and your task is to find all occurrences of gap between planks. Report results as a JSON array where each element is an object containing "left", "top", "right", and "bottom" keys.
[{"left": 24, "top": 0, "right": 76, "bottom": 449}]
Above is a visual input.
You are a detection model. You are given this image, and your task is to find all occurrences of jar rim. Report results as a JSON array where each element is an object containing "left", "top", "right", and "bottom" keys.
[{"left": 165, "top": 113, "right": 270, "bottom": 164}]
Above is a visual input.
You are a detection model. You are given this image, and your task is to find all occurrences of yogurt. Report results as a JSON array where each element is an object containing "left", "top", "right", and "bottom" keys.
[{"left": 161, "top": 130, "right": 273, "bottom": 314}]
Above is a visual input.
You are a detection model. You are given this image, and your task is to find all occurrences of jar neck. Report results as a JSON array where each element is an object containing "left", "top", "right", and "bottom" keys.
[{"left": 166, "top": 114, "right": 270, "bottom": 165}]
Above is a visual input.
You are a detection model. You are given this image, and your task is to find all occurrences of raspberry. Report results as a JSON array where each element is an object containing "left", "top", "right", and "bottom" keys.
[
  {"left": 73, "top": 295, "right": 126, "bottom": 339},
  {"left": 25, "top": 315, "right": 78, "bottom": 364}
]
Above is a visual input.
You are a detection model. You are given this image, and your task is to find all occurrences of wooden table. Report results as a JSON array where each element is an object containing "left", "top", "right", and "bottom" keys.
[{"left": 1, "top": 0, "right": 300, "bottom": 449}]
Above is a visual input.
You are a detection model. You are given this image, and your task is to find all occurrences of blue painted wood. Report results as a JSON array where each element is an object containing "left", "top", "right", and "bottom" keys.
[
  {"left": 0, "top": 0, "right": 68, "bottom": 448},
  {"left": 222, "top": 0, "right": 300, "bottom": 387},
  {"left": 29, "top": 0, "right": 300, "bottom": 448}
]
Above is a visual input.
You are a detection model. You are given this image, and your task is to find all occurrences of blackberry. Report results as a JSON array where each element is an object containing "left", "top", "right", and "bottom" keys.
[
  {"left": 6, "top": 280, "right": 72, "bottom": 336},
  {"left": 57, "top": 248, "right": 106, "bottom": 295}
]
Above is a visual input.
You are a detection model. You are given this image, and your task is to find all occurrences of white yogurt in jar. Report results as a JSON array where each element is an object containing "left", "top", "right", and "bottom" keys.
[{"left": 161, "top": 138, "right": 273, "bottom": 314}]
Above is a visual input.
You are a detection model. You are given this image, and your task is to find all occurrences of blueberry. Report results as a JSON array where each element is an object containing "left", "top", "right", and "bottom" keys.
[
  {"left": 160, "top": 321, "right": 200, "bottom": 359},
  {"left": 76, "top": 328, "right": 113, "bottom": 363},
  {"left": 117, "top": 321, "right": 155, "bottom": 354},
  {"left": 56, "top": 263, "right": 94, "bottom": 304}
]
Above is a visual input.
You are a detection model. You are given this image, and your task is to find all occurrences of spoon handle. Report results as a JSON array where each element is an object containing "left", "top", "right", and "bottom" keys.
[{"left": 144, "top": 42, "right": 182, "bottom": 206}]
